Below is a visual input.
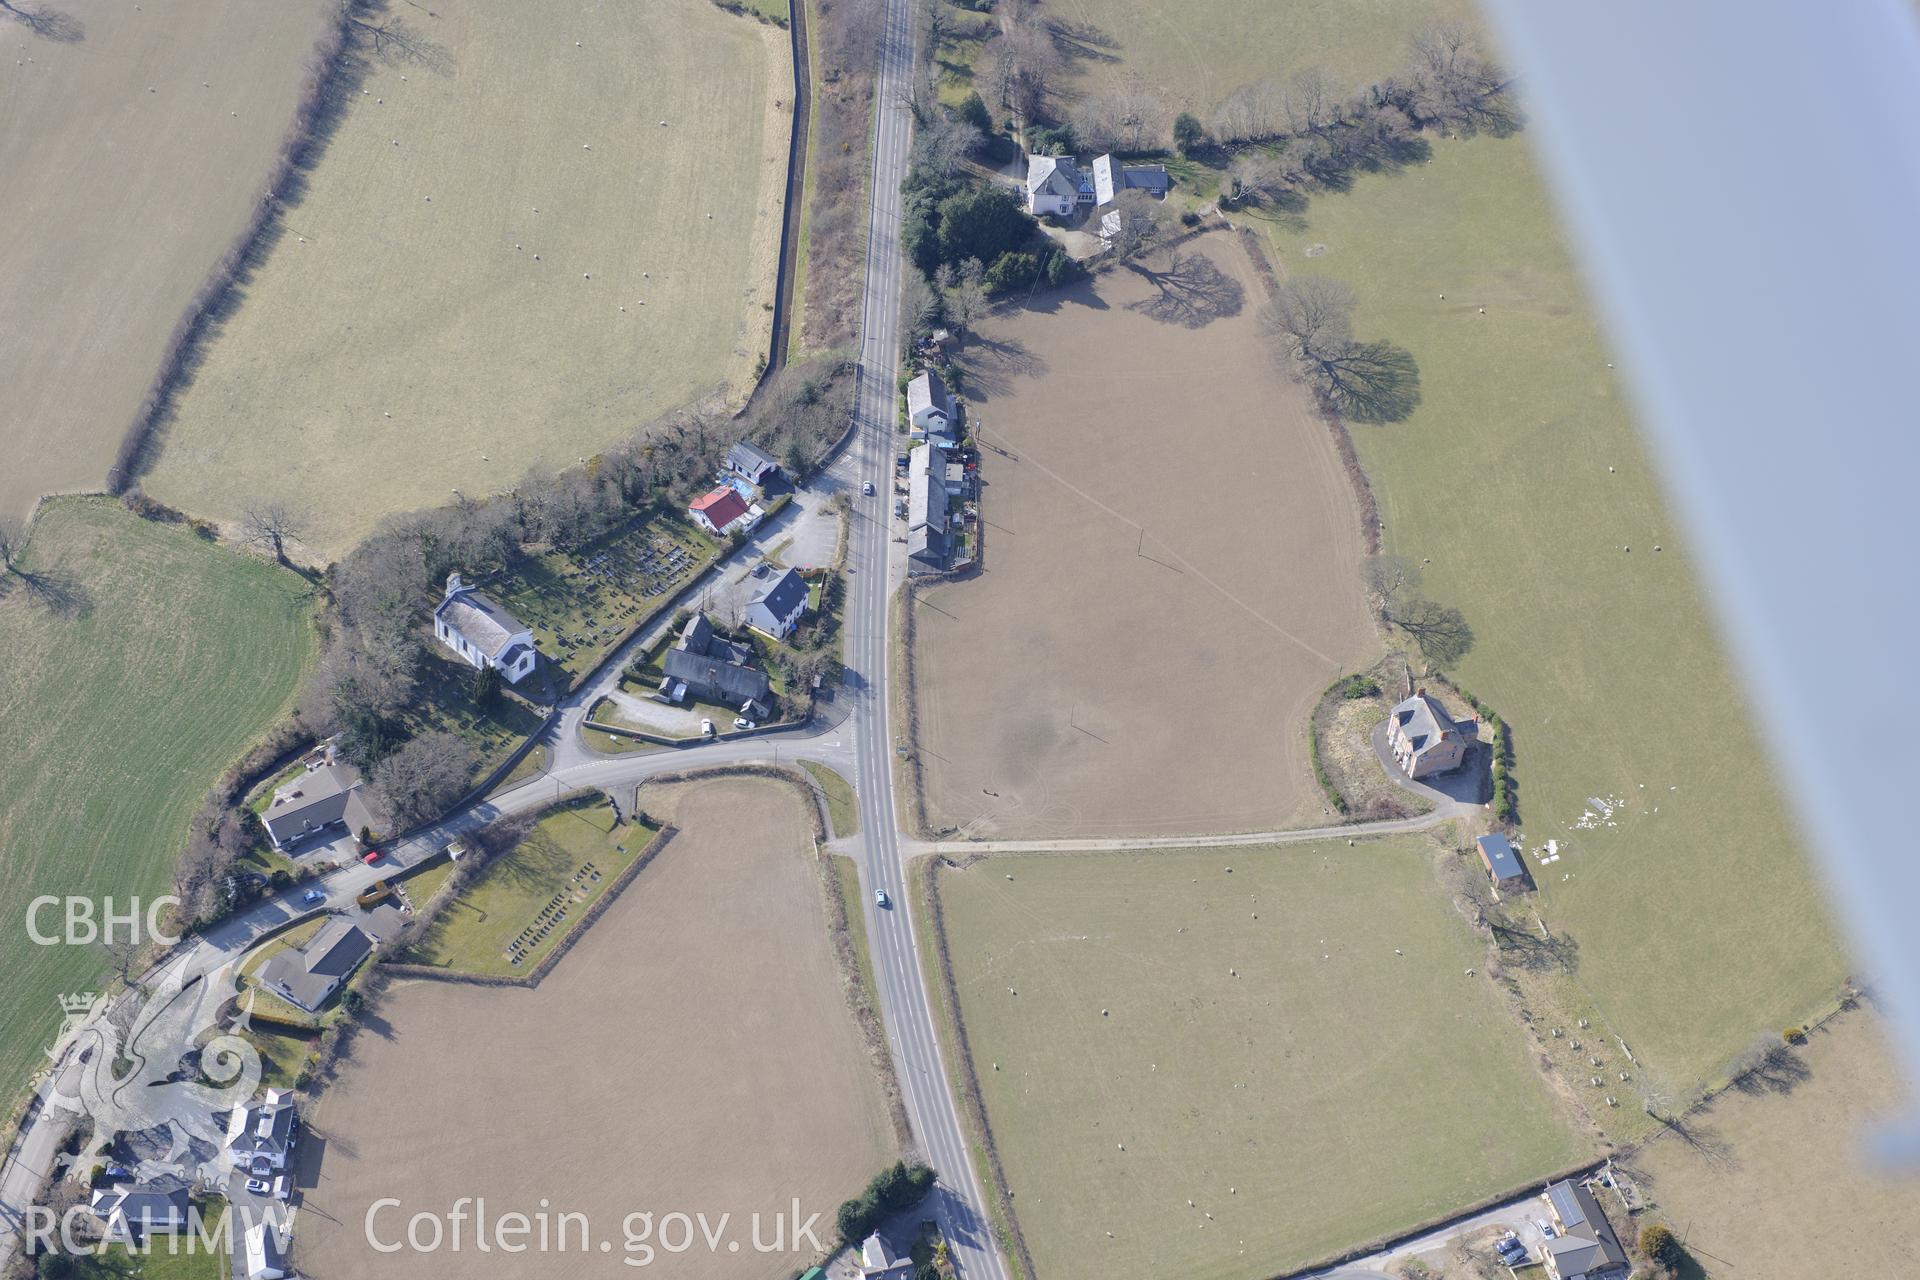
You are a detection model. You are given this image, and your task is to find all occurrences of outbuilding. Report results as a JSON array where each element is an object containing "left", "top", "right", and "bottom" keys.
[{"left": 1476, "top": 832, "right": 1531, "bottom": 893}]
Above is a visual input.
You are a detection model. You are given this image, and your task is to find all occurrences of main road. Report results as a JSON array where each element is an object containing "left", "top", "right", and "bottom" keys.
[{"left": 831, "top": 0, "right": 1016, "bottom": 1273}]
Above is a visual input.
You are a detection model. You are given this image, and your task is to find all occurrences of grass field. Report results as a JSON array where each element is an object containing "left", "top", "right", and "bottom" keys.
[
  {"left": 403, "top": 795, "right": 653, "bottom": 977},
  {"left": 914, "top": 233, "right": 1376, "bottom": 838},
  {"left": 803, "top": 761, "right": 859, "bottom": 837},
  {"left": 1623, "top": 1012, "right": 1920, "bottom": 1279},
  {"left": 0, "top": 0, "right": 336, "bottom": 521},
  {"left": 0, "top": 499, "right": 315, "bottom": 1107},
  {"left": 931, "top": 840, "right": 1589, "bottom": 1279},
  {"left": 1038, "top": 0, "right": 1477, "bottom": 116},
  {"left": 142, "top": 0, "right": 791, "bottom": 556},
  {"left": 301, "top": 777, "right": 894, "bottom": 1278},
  {"left": 1238, "top": 133, "right": 1850, "bottom": 1100}
]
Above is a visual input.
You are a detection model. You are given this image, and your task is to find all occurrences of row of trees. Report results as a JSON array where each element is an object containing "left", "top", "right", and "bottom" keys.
[{"left": 835, "top": 1160, "right": 937, "bottom": 1245}]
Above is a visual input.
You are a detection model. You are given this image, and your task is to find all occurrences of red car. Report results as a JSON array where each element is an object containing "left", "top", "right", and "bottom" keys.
[{"left": 361, "top": 849, "right": 382, "bottom": 866}]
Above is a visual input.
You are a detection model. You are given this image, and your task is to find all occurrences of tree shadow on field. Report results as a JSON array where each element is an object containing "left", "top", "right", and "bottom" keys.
[
  {"left": 957, "top": 335, "right": 1047, "bottom": 400},
  {"left": 0, "top": 0, "right": 84, "bottom": 43},
  {"left": 1729, "top": 1042, "right": 1813, "bottom": 1097},
  {"left": 1125, "top": 251, "right": 1245, "bottom": 329},
  {"left": 1046, "top": 18, "right": 1121, "bottom": 69},
  {"left": 4, "top": 563, "right": 93, "bottom": 618}
]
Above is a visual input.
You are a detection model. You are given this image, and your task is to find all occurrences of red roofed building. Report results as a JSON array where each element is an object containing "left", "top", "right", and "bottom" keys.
[{"left": 688, "top": 486, "right": 758, "bottom": 537}]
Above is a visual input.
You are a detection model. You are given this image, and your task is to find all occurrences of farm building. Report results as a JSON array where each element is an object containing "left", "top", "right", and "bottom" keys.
[
  {"left": 262, "top": 749, "right": 376, "bottom": 852},
  {"left": 906, "top": 369, "right": 955, "bottom": 437},
  {"left": 1024, "top": 153, "right": 1097, "bottom": 217},
  {"left": 907, "top": 442, "right": 951, "bottom": 576},
  {"left": 658, "top": 613, "right": 772, "bottom": 717},
  {"left": 1091, "top": 153, "right": 1172, "bottom": 204},
  {"left": 433, "top": 572, "right": 539, "bottom": 684},
  {"left": 1476, "top": 833, "right": 1531, "bottom": 893},
  {"left": 688, "top": 485, "right": 762, "bottom": 537},
  {"left": 88, "top": 1179, "right": 189, "bottom": 1244},
  {"left": 746, "top": 566, "right": 810, "bottom": 640},
  {"left": 726, "top": 440, "right": 782, "bottom": 487},
  {"left": 1026, "top": 152, "right": 1172, "bottom": 221},
  {"left": 225, "top": 1089, "right": 299, "bottom": 1172},
  {"left": 1540, "top": 1179, "right": 1630, "bottom": 1280},
  {"left": 258, "top": 918, "right": 373, "bottom": 1013},
  {"left": 859, "top": 1233, "right": 915, "bottom": 1280},
  {"left": 1386, "top": 691, "right": 1474, "bottom": 779}
]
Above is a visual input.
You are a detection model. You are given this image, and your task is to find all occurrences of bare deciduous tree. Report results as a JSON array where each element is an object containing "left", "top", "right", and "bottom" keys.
[
  {"left": 1070, "top": 78, "right": 1168, "bottom": 152},
  {"left": 1385, "top": 595, "right": 1474, "bottom": 668},
  {"left": 240, "top": 502, "right": 305, "bottom": 565},
  {"left": 1364, "top": 554, "right": 1422, "bottom": 605},
  {"left": 1102, "top": 189, "right": 1169, "bottom": 262},
  {"left": 1263, "top": 276, "right": 1421, "bottom": 422},
  {"left": 0, "top": 516, "right": 24, "bottom": 574},
  {"left": 368, "top": 730, "right": 478, "bottom": 831}
]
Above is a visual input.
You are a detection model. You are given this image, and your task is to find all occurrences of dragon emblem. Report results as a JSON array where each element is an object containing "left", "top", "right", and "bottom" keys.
[{"left": 45, "top": 966, "right": 263, "bottom": 1183}]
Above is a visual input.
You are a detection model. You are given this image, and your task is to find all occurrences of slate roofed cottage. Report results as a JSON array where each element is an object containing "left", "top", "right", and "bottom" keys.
[
  {"left": 257, "top": 918, "right": 373, "bottom": 1013},
  {"left": 745, "top": 566, "right": 810, "bottom": 640},
  {"left": 1540, "top": 1179, "right": 1630, "bottom": 1280},
  {"left": 261, "top": 744, "right": 376, "bottom": 851},
  {"left": 726, "top": 440, "right": 782, "bottom": 486},
  {"left": 1386, "top": 690, "right": 1474, "bottom": 779},
  {"left": 433, "top": 572, "right": 539, "bottom": 684},
  {"left": 906, "top": 369, "right": 954, "bottom": 437},
  {"left": 88, "top": 1179, "right": 190, "bottom": 1244}
]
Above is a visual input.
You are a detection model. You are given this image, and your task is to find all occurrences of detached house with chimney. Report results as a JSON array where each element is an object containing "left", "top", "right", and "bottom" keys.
[
  {"left": 1025, "top": 152, "right": 1172, "bottom": 232},
  {"left": 1386, "top": 690, "right": 1475, "bottom": 779},
  {"left": 433, "top": 573, "right": 538, "bottom": 684}
]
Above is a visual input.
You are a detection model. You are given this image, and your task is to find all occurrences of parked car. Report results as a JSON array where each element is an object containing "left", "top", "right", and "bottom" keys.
[
  {"left": 361, "top": 848, "right": 381, "bottom": 865},
  {"left": 733, "top": 717, "right": 755, "bottom": 730},
  {"left": 700, "top": 718, "right": 715, "bottom": 737},
  {"left": 862, "top": 480, "right": 876, "bottom": 496},
  {"left": 244, "top": 1178, "right": 269, "bottom": 1195},
  {"left": 874, "top": 889, "right": 890, "bottom": 908},
  {"left": 301, "top": 889, "right": 325, "bottom": 905},
  {"left": 1497, "top": 1241, "right": 1528, "bottom": 1266}
]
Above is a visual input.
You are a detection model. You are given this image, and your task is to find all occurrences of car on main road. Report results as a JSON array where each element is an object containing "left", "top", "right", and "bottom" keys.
[
  {"left": 301, "top": 889, "right": 325, "bottom": 905},
  {"left": 244, "top": 1178, "right": 269, "bottom": 1195},
  {"left": 874, "top": 889, "right": 890, "bottom": 908},
  {"left": 862, "top": 480, "right": 875, "bottom": 496}
]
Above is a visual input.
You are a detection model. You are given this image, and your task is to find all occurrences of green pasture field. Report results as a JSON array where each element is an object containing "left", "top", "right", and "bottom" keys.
[
  {"left": 1241, "top": 131, "right": 1848, "bottom": 1101},
  {"left": 932, "top": 840, "right": 1589, "bottom": 1279},
  {"left": 0, "top": 498, "right": 315, "bottom": 1108}
]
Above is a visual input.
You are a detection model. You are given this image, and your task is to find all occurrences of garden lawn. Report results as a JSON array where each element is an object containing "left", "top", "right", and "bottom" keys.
[
  {"left": 0, "top": 499, "right": 314, "bottom": 1109},
  {"left": 404, "top": 796, "right": 654, "bottom": 977},
  {"left": 1242, "top": 131, "right": 1850, "bottom": 1104},
  {"left": 803, "top": 761, "right": 859, "bottom": 838},
  {"left": 933, "top": 840, "right": 1590, "bottom": 1279}
]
